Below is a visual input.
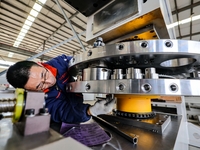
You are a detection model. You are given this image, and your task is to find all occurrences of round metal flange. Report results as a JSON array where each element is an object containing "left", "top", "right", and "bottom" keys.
[
  {"left": 69, "top": 40, "right": 200, "bottom": 75},
  {"left": 67, "top": 79, "right": 200, "bottom": 96}
]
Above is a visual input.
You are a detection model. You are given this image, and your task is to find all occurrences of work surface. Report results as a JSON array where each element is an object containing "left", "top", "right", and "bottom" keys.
[
  {"left": 0, "top": 114, "right": 197, "bottom": 150},
  {"left": 53, "top": 116, "right": 199, "bottom": 150}
]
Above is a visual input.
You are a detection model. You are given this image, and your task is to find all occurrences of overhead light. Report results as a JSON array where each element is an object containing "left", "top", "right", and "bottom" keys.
[
  {"left": 30, "top": 9, "right": 39, "bottom": 17},
  {"left": 19, "top": 32, "right": 26, "bottom": 37},
  {"left": 0, "top": 60, "right": 16, "bottom": 71},
  {"left": 22, "top": 24, "right": 31, "bottom": 30},
  {"left": 192, "top": 15, "right": 200, "bottom": 21},
  {"left": 8, "top": 52, "right": 14, "bottom": 58},
  {"left": 179, "top": 18, "right": 191, "bottom": 24},
  {"left": 16, "top": 38, "right": 23, "bottom": 42},
  {"left": 0, "top": 60, "right": 15, "bottom": 66},
  {"left": 0, "top": 65, "right": 9, "bottom": 69},
  {"left": 20, "top": 28, "right": 28, "bottom": 34},
  {"left": 24, "top": 20, "right": 33, "bottom": 26},
  {"left": 33, "top": 3, "right": 43, "bottom": 12},
  {"left": 27, "top": 15, "right": 35, "bottom": 22},
  {"left": 13, "top": 1, "right": 47, "bottom": 48},
  {"left": 167, "top": 14, "right": 200, "bottom": 29},
  {"left": 13, "top": 41, "right": 20, "bottom": 47},
  {"left": 38, "top": 0, "right": 47, "bottom": 4},
  {"left": 17, "top": 35, "right": 25, "bottom": 39}
]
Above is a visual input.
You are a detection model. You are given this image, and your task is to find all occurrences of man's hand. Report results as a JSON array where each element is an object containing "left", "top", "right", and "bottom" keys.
[{"left": 88, "top": 95, "right": 116, "bottom": 116}]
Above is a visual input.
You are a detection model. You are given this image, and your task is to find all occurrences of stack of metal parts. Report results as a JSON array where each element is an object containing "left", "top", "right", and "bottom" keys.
[{"left": 66, "top": 39, "right": 200, "bottom": 150}]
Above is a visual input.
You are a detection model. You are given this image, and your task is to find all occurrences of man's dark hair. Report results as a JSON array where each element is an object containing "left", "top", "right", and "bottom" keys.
[{"left": 6, "top": 61, "right": 39, "bottom": 88}]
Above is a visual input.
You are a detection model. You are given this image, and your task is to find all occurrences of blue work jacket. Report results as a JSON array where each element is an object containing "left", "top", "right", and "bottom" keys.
[{"left": 42, "top": 54, "right": 91, "bottom": 123}]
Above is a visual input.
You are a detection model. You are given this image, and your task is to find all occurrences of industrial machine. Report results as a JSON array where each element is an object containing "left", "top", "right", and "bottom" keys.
[
  {"left": 65, "top": 0, "right": 200, "bottom": 149},
  {"left": 1, "top": 0, "right": 200, "bottom": 150},
  {"left": 67, "top": 39, "right": 200, "bottom": 150},
  {"left": 0, "top": 89, "right": 51, "bottom": 135}
]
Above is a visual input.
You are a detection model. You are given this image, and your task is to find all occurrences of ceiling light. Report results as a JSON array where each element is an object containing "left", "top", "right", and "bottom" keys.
[
  {"left": 19, "top": 32, "right": 26, "bottom": 37},
  {"left": 0, "top": 65, "right": 9, "bottom": 69},
  {"left": 30, "top": 9, "right": 39, "bottom": 17},
  {"left": 167, "top": 22, "right": 178, "bottom": 29},
  {"left": 192, "top": 14, "right": 200, "bottom": 21},
  {"left": 0, "top": 60, "right": 15, "bottom": 66},
  {"left": 179, "top": 18, "right": 191, "bottom": 24},
  {"left": 17, "top": 35, "right": 25, "bottom": 39},
  {"left": 13, "top": 43, "right": 19, "bottom": 47},
  {"left": 16, "top": 38, "right": 23, "bottom": 42},
  {"left": 22, "top": 24, "right": 31, "bottom": 30},
  {"left": 38, "top": 0, "right": 47, "bottom": 4},
  {"left": 33, "top": 3, "right": 42, "bottom": 12},
  {"left": 27, "top": 15, "right": 35, "bottom": 22},
  {"left": 13, "top": 0, "right": 47, "bottom": 47},
  {"left": 25, "top": 20, "right": 33, "bottom": 26},
  {"left": 167, "top": 14, "right": 200, "bottom": 29},
  {"left": 20, "top": 28, "right": 28, "bottom": 34},
  {"left": 8, "top": 52, "right": 14, "bottom": 58}
]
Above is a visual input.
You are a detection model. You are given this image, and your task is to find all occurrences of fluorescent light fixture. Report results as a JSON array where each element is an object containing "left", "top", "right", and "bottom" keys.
[
  {"left": 179, "top": 18, "right": 191, "bottom": 24},
  {"left": 19, "top": 32, "right": 26, "bottom": 37},
  {"left": 167, "top": 14, "right": 200, "bottom": 29},
  {"left": 16, "top": 38, "right": 23, "bottom": 42},
  {"left": 13, "top": 40, "right": 21, "bottom": 47},
  {"left": 17, "top": 35, "right": 25, "bottom": 39},
  {"left": 13, "top": 43, "right": 19, "bottom": 47},
  {"left": 38, "top": 0, "right": 47, "bottom": 4},
  {"left": 13, "top": 1, "right": 47, "bottom": 47},
  {"left": 167, "top": 22, "right": 178, "bottom": 29},
  {"left": 27, "top": 15, "right": 35, "bottom": 22},
  {"left": 0, "top": 60, "right": 15, "bottom": 66},
  {"left": 0, "top": 65, "right": 9, "bottom": 69},
  {"left": 8, "top": 52, "right": 14, "bottom": 58},
  {"left": 192, "top": 14, "right": 200, "bottom": 21},
  {"left": 33, "top": 3, "right": 42, "bottom": 12},
  {"left": 25, "top": 20, "right": 33, "bottom": 26},
  {"left": 20, "top": 28, "right": 28, "bottom": 34},
  {"left": 22, "top": 24, "right": 31, "bottom": 30},
  {"left": 30, "top": 9, "right": 39, "bottom": 17}
]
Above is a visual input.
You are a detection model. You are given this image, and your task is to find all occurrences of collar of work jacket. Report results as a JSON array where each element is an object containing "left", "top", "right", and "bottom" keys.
[{"left": 39, "top": 63, "right": 57, "bottom": 93}]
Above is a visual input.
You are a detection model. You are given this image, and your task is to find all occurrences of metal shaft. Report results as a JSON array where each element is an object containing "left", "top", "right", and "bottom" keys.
[{"left": 0, "top": 98, "right": 16, "bottom": 113}]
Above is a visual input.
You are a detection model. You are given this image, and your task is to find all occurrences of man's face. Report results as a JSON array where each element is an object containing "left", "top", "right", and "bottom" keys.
[{"left": 24, "top": 65, "right": 56, "bottom": 91}]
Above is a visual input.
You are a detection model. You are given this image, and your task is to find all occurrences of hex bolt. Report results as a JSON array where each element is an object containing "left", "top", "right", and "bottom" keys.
[
  {"left": 144, "top": 84, "right": 150, "bottom": 90},
  {"left": 170, "top": 84, "right": 177, "bottom": 92},
  {"left": 141, "top": 41, "right": 148, "bottom": 48},
  {"left": 165, "top": 41, "right": 173, "bottom": 47},
  {"left": 117, "top": 44, "right": 124, "bottom": 50},
  {"left": 87, "top": 50, "right": 92, "bottom": 56},
  {"left": 141, "top": 83, "right": 152, "bottom": 92},
  {"left": 118, "top": 84, "right": 125, "bottom": 91},
  {"left": 39, "top": 108, "right": 49, "bottom": 115},
  {"left": 85, "top": 83, "right": 91, "bottom": 91},
  {"left": 25, "top": 109, "right": 35, "bottom": 117}
]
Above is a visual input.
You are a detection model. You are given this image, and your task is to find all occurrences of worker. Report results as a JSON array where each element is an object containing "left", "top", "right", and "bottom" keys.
[{"left": 6, "top": 54, "right": 115, "bottom": 123}]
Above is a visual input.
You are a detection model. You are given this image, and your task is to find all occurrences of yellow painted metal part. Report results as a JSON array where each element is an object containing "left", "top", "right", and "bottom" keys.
[
  {"left": 12, "top": 88, "right": 24, "bottom": 123},
  {"left": 115, "top": 94, "right": 160, "bottom": 113}
]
